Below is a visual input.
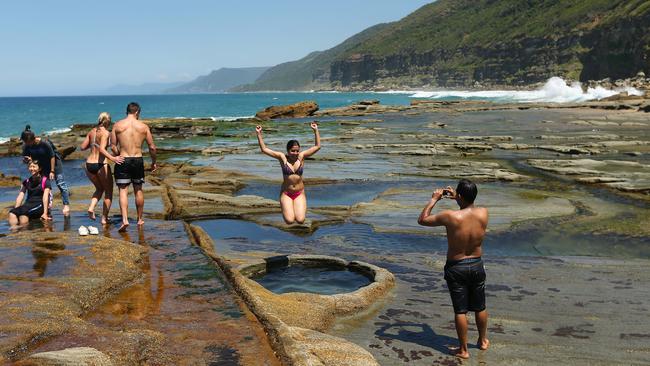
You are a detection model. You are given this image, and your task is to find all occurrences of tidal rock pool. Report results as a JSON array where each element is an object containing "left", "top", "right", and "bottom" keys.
[{"left": 251, "top": 263, "right": 372, "bottom": 295}]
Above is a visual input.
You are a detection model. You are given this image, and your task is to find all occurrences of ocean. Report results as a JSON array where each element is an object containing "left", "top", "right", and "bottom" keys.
[{"left": 0, "top": 77, "right": 641, "bottom": 143}]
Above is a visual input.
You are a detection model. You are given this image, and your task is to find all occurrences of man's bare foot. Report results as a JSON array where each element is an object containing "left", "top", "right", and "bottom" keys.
[
  {"left": 478, "top": 338, "right": 490, "bottom": 351},
  {"left": 88, "top": 210, "right": 96, "bottom": 220},
  {"left": 63, "top": 205, "right": 71, "bottom": 216},
  {"left": 449, "top": 346, "right": 469, "bottom": 359},
  {"left": 137, "top": 219, "right": 145, "bottom": 226},
  {"left": 101, "top": 216, "right": 109, "bottom": 225},
  {"left": 454, "top": 349, "right": 469, "bottom": 359},
  {"left": 118, "top": 222, "right": 130, "bottom": 232}
]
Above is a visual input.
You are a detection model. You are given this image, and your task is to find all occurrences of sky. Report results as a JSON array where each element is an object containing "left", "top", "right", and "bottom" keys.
[{"left": 0, "top": 1, "right": 433, "bottom": 97}]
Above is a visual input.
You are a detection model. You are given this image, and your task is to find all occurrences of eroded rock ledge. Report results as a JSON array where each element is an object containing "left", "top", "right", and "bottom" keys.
[
  {"left": 187, "top": 224, "right": 395, "bottom": 366},
  {"left": 0, "top": 232, "right": 146, "bottom": 363}
]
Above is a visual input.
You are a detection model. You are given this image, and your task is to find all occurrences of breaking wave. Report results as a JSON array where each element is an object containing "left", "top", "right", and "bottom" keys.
[
  {"left": 45, "top": 127, "right": 72, "bottom": 135},
  {"left": 383, "top": 77, "right": 644, "bottom": 103},
  {"left": 168, "top": 116, "right": 253, "bottom": 121}
]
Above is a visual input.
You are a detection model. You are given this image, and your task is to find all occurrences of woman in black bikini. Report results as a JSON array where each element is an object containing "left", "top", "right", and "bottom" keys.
[
  {"left": 8, "top": 160, "right": 52, "bottom": 229},
  {"left": 80, "top": 112, "right": 123, "bottom": 224},
  {"left": 255, "top": 122, "right": 320, "bottom": 224}
]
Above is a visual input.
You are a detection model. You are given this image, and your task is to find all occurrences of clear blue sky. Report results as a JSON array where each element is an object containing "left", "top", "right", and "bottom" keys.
[{"left": 0, "top": 1, "right": 433, "bottom": 96}]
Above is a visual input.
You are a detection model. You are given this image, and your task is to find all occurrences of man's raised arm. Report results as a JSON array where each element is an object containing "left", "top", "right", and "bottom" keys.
[{"left": 418, "top": 188, "right": 451, "bottom": 227}]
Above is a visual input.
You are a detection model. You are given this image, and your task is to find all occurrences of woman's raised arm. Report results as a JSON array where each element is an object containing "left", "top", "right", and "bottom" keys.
[
  {"left": 301, "top": 122, "right": 321, "bottom": 158},
  {"left": 256, "top": 126, "right": 283, "bottom": 159}
]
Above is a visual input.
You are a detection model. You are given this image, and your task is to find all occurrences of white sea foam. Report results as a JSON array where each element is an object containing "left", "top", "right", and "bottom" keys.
[
  {"left": 381, "top": 77, "right": 643, "bottom": 103},
  {"left": 45, "top": 127, "right": 72, "bottom": 136},
  {"left": 0, "top": 137, "right": 9, "bottom": 144},
  {"left": 210, "top": 116, "right": 253, "bottom": 121},
  {"left": 165, "top": 116, "right": 252, "bottom": 121}
]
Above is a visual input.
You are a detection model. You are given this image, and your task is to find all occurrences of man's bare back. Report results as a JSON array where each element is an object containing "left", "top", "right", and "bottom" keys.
[
  {"left": 418, "top": 179, "right": 490, "bottom": 359},
  {"left": 111, "top": 116, "right": 154, "bottom": 158},
  {"left": 111, "top": 103, "right": 157, "bottom": 232},
  {"left": 441, "top": 206, "right": 488, "bottom": 261}
]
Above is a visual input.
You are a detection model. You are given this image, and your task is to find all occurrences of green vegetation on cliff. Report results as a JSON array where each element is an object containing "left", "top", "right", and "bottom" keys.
[
  {"left": 232, "top": 23, "right": 391, "bottom": 91},
  {"left": 345, "top": 0, "right": 644, "bottom": 55},
  {"left": 241, "top": 0, "right": 650, "bottom": 90}
]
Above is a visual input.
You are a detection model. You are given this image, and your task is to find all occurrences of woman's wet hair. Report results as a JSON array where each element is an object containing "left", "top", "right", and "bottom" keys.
[
  {"left": 456, "top": 179, "right": 478, "bottom": 204},
  {"left": 97, "top": 112, "right": 111, "bottom": 127},
  {"left": 286, "top": 139, "right": 300, "bottom": 151},
  {"left": 20, "top": 125, "right": 35, "bottom": 142}
]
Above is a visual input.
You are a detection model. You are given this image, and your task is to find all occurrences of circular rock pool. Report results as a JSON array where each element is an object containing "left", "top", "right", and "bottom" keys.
[{"left": 251, "top": 264, "right": 372, "bottom": 295}]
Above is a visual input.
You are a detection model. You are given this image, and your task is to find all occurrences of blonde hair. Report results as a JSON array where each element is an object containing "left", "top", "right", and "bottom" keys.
[{"left": 97, "top": 112, "right": 111, "bottom": 128}]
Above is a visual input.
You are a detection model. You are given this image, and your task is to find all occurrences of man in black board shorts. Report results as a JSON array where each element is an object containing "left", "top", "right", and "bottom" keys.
[
  {"left": 110, "top": 102, "right": 157, "bottom": 232},
  {"left": 418, "top": 179, "right": 490, "bottom": 359}
]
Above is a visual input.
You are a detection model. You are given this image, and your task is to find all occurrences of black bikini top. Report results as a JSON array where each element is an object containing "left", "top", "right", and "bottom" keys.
[{"left": 281, "top": 159, "right": 303, "bottom": 176}]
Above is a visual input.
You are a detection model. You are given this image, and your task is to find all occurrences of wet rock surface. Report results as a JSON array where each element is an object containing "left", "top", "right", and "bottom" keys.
[
  {"left": 17, "top": 347, "right": 114, "bottom": 366},
  {"left": 1, "top": 220, "right": 279, "bottom": 365},
  {"left": 528, "top": 159, "right": 650, "bottom": 193},
  {"left": 191, "top": 217, "right": 650, "bottom": 366},
  {"left": 188, "top": 226, "right": 389, "bottom": 366},
  {"left": 0, "top": 172, "right": 20, "bottom": 187},
  {"left": 2, "top": 100, "right": 650, "bottom": 365},
  {"left": 255, "top": 101, "right": 319, "bottom": 120},
  {"left": 0, "top": 230, "right": 145, "bottom": 362}
]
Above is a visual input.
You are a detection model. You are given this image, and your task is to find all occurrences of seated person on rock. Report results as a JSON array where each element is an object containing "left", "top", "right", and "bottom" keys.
[{"left": 8, "top": 160, "right": 52, "bottom": 229}]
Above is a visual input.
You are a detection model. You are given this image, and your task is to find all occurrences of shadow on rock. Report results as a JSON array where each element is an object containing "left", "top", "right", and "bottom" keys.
[{"left": 375, "top": 322, "right": 469, "bottom": 356}]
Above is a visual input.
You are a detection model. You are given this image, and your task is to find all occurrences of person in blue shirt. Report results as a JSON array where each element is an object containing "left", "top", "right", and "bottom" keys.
[{"left": 20, "top": 125, "right": 70, "bottom": 216}]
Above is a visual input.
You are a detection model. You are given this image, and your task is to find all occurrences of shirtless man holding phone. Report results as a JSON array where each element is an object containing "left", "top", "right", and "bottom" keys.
[{"left": 418, "top": 179, "right": 490, "bottom": 359}]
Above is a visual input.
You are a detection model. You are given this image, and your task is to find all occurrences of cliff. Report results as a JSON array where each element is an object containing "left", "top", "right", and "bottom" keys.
[
  {"left": 241, "top": 0, "right": 650, "bottom": 90},
  {"left": 232, "top": 23, "right": 391, "bottom": 91}
]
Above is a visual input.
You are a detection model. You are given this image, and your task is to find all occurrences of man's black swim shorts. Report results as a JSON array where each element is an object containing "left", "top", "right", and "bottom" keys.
[
  {"left": 114, "top": 157, "right": 145, "bottom": 185},
  {"left": 444, "top": 257, "right": 486, "bottom": 314}
]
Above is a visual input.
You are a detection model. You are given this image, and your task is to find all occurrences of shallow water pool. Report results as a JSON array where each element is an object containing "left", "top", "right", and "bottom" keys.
[{"left": 252, "top": 265, "right": 372, "bottom": 295}]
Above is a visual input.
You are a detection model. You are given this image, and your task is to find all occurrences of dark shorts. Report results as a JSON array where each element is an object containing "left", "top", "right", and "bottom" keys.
[
  {"left": 10, "top": 202, "right": 44, "bottom": 219},
  {"left": 114, "top": 157, "right": 145, "bottom": 186},
  {"left": 86, "top": 162, "right": 105, "bottom": 175},
  {"left": 444, "top": 257, "right": 486, "bottom": 314}
]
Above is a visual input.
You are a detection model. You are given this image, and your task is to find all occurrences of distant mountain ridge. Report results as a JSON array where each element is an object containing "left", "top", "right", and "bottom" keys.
[
  {"left": 167, "top": 67, "right": 270, "bottom": 93},
  {"left": 232, "top": 23, "right": 391, "bottom": 91},
  {"left": 102, "top": 81, "right": 185, "bottom": 95},
  {"left": 238, "top": 0, "right": 650, "bottom": 90}
]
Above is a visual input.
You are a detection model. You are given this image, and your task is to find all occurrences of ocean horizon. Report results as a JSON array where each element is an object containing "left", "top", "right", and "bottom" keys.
[{"left": 0, "top": 77, "right": 641, "bottom": 143}]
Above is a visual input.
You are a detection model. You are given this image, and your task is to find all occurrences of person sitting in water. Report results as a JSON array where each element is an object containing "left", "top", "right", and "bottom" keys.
[
  {"left": 80, "top": 112, "right": 124, "bottom": 224},
  {"left": 20, "top": 125, "right": 71, "bottom": 216},
  {"left": 8, "top": 160, "right": 52, "bottom": 229},
  {"left": 255, "top": 122, "right": 320, "bottom": 224}
]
